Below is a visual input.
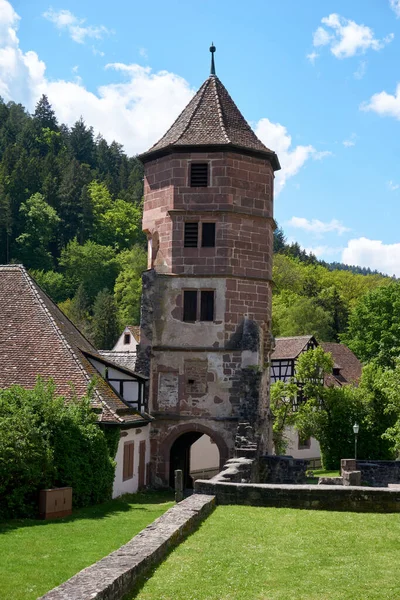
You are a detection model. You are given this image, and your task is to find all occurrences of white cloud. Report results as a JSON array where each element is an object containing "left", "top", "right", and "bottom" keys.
[
  {"left": 0, "top": 0, "right": 195, "bottom": 155},
  {"left": 139, "top": 47, "right": 148, "bottom": 59},
  {"left": 343, "top": 133, "right": 357, "bottom": 147},
  {"left": 342, "top": 238, "right": 400, "bottom": 276},
  {"left": 310, "top": 14, "right": 393, "bottom": 59},
  {"left": 307, "top": 51, "right": 318, "bottom": 64},
  {"left": 255, "top": 119, "right": 331, "bottom": 194},
  {"left": 354, "top": 60, "right": 367, "bottom": 79},
  {"left": 43, "top": 8, "right": 111, "bottom": 44},
  {"left": 388, "top": 180, "right": 400, "bottom": 191},
  {"left": 287, "top": 216, "right": 350, "bottom": 236},
  {"left": 304, "top": 245, "right": 343, "bottom": 258},
  {"left": 390, "top": 0, "right": 400, "bottom": 18},
  {"left": 362, "top": 83, "right": 400, "bottom": 120}
]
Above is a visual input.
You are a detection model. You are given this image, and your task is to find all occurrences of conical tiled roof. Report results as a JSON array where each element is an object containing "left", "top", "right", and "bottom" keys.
[{"left": 139, "top": 76, "right": 280, "bottom": 170}]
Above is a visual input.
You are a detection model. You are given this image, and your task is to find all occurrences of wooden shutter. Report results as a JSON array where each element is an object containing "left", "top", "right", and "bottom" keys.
[
  {"left": 190, "top": 163, "right": 208, "bottom": 187},
  {"left": 184, "top": 222, "right": 199, "bottom": 247},
  {"left": 183, "top": 290, "right": 197, "bottom": 321},
  {"left": 200, "top": 290, "right": 214, "bottom": 321},
  {"left": 139, "top": 440, "right": 146, "bottom": 489},
  {"left": 123, "top": 441, "right": 134, "bottom": 481}
]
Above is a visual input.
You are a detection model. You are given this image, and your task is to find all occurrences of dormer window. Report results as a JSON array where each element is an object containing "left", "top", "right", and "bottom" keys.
[
  {"left": 124, "top": 333, "right": 131, "bottom": 345},
  {"left": 190, "top": 163, "right": 208, "bottom": 187}
]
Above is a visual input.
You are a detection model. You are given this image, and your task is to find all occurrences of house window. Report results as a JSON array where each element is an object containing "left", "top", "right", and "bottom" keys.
[
  {"left": 183, "top": 290, "right": 215, "bottom": 322},
  {"left": 190, "top": 163, "right": 208, "bottom": 187},
  {"left": 124, "top": 333, "right": 131, "bottom": 344},
  {"left": 201, "top": 223, "right": 216, "bottom": 247},
  {"left": 184, "top": 222, "right": 199, "bottom": 247},
  {"left": 200, "top": 290, "right": 214, "bottom": 321},
  {"left": 123, "top": 441, "right": 134, "bottom": 481},
  {"left": 183, "top": 290, "right": 197, "bottom": 322},
  {"left": 298, "top": 434, "right": 311, "bottom": 450}
]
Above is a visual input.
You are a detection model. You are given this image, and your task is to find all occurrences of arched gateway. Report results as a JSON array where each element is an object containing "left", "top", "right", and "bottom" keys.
[{"left": 137, "top": 47, "right": 280, "bottom": 487}]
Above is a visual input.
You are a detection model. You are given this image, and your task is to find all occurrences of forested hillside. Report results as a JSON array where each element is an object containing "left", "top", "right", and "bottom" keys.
[
  {"left": 0, "top": 95, "right": 146, "bottom": 348},
  {"left": 272, "top": 229, "right": 391, "bottom": 342}
]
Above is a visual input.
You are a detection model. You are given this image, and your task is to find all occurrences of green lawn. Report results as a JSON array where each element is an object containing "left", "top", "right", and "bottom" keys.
[
  {"left": 0, "top": 491, "right": 174, "bottom": 600},
  {"left": 132, "top": 505, "right": 400, "bottom": 600},
  {"left": 311, "top": 469, "right": 341, "bottom": 478}
]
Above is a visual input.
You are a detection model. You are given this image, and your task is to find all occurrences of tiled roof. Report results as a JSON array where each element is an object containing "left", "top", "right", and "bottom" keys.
[
  {"left": 127, "top": 325, "right": 140, "bottom": 342},
  {"left": 271, "top": 336, "right": 315, "bottom": 360},
  {"left": 139, "top": 75, "right": 280, "bottom": 169},
  {"left": 0, "top": 265, "right": 149, "bottom": 426},
  {"left": 321, "top": 342, "right": 362, "bottom": 386}
]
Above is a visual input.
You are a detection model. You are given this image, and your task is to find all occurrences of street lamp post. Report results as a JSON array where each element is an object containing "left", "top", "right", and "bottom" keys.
[{"left": 353, "top": 423, "right": 359, "bottom": 461}]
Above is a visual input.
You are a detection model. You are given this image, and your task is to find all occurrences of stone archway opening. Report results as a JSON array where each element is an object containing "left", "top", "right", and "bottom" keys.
[{"left": 169, "top": 431, "right": 220, "bottom": 489}]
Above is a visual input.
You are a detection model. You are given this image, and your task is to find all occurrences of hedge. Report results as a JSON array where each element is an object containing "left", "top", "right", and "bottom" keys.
[{"left": 0, "top": 378, "right": 116, "bottom": 519}]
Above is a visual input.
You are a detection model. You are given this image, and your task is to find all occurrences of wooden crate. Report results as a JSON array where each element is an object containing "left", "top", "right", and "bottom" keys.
[{"left": 39, "top": 487, "right": 72, "bottom": 519}]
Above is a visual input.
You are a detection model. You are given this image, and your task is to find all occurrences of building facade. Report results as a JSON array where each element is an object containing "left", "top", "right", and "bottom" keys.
[{"left": 138, "top": 50, "right": 280, "bottom": 487}]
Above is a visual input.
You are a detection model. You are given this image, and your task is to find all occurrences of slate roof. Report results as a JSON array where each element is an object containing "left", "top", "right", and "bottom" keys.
[
  {"left": 0, "top": 265, "right": 149, "bottom": 425},
  {"left": 99, "top": 351, "right": 138, "bottom": 372},
  {"left": 321, "top": 342, "right": 362, "bottom": 386},
  {"left": 271, "top": 336, "right": 315, "bottom": 360},
  {"left": 139, "top": 75, "right": 280, "bottom": 170}
]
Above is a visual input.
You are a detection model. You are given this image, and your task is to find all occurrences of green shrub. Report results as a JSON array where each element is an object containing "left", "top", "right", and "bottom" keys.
[{"left": 0, "top": 379, "right": 116, "bottom": 519}]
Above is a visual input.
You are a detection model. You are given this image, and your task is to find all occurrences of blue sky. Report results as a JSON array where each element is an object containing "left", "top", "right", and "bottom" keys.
[{"left": 3, "top": 0, "right": 400, "bottom": 274}]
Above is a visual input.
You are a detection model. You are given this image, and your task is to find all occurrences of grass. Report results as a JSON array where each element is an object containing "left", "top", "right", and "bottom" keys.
[
  {"left": 0, "top": 491, "right": 174, "bottom": 600},
  {"left": 311, "top": 469, "right": 341, "bottom": 478},
  {"left": 131, "top": 505, "right": 400, "bottom": 600}
]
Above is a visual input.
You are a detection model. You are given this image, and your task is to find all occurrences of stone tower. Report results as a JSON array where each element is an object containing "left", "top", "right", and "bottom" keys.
[{"left": 138, "top": 47, "right": 280, "bottom": 487}]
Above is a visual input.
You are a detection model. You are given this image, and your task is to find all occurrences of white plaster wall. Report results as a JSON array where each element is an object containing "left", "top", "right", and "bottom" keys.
[
  {"left": 285, "top": 426, "right": 321, "bottom": 460},
  {"left": 113, "top": 328, "right": 139, "bottom": 351},
  {"left": 190, "top": 434, "right": 220, "bottom": 471},
  {"left": 112, "top": 426, "right": 150, "bottom": 498}
]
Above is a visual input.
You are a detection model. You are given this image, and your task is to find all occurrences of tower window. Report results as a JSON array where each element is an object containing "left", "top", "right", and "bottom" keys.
[
  {"left": 183, "top": 290, "right": 197, "bottom": 321},
  {"left": 190, "top": 163, "right": 208, "bottom": 187},
  {"left": 200, "top": 291, "right": 215, "bottom": 321},
  {"left": 184, "top": 222, "right": 199, "bottom": 247},
  {"left": 201, "top": 222, "right": 216, "bottom": 247}
]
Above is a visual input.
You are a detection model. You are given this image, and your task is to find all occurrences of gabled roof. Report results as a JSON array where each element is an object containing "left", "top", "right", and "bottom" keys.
[
  {"left": 98, "top": 350, "right": 138, "bottom": 372},
  {"left": 321, "top": 342, "right": 362, "bottom": 386},
  {"left": 0, "top": 265, "right": 149, "bottom": 426},
  {"left": 271, "top": 336, "right": 316, "bottom": 360},
  {"left": 127, "top": 325, "right": 140, "bottom": 342},
  {"left": 139, "top": 75, "right": 280, "bottom": 170}
]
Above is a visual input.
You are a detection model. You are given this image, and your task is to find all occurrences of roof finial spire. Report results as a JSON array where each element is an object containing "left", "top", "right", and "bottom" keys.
[{"left": 210, "top": 42, "right": 216, "bottom": 76}]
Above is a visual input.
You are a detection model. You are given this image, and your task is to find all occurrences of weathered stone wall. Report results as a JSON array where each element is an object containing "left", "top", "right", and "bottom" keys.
[
  {"left": 40, "top": 494, "right": 215, "bottom": 600},
  {"left": 194, "top": 480, "right": 400, "bottom": 512},
  {"left": 258, "top": 455, "right": 309, "bottom": 484},
  {"left": 356, "top": 460, "right": 400, "bottom": 487}
]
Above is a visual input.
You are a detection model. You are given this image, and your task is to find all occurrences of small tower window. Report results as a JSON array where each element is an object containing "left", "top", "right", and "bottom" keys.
[
  {"left": 190, "top": 163, "right": 208, "bottom": 187},
  {"left": 201, "top": 223, "right": 216, "bottom": 247},
  {"left": 183, "top": 291, "right": 198, "bottom": 321},
  {"left": 200, "top": 290, "right": 214, "bottom": 321},
  {"left": 124, "top": 333, "right": 131, "bottom": 344},
  {"left": 184, "top": 222, "right": 199, "bottom": 247}
]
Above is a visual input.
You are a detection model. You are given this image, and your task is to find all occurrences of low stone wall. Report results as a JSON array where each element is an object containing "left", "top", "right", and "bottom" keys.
[
  {"left": 40, "top": 494, "right": 215, "bottom": 600},
  {"left": 258, "top": 455, "right": 309, "bottom": 484},
  {"left": 356, "top": 460, "right": 400, "bottom": 487},
  {"left": 194, "top": 480, "right": 400, "bottom": 513}
]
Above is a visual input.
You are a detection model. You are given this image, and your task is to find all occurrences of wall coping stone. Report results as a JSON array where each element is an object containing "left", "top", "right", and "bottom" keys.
[
  {"left": 39, "top": 494, "right": 215, "bottom": 600},
  {"left": 194, "top": 480, "right": 400, "bottom": 512}
]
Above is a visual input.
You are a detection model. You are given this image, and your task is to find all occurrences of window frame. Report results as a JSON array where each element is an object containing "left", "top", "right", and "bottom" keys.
[
  {"left": 182, "top": 289, "right": 215, "bottom": 323},
  {"left": 124, "top": 333, "right": 131, "bottom": 345}
]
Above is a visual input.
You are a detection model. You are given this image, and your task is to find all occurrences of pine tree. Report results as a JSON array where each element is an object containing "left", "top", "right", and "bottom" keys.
[
  {"left": 34, "top": 95, "right": 58, "bottom": 131},
  {"left": 91, "top": 288, "right": 119, "bottom": 349}
]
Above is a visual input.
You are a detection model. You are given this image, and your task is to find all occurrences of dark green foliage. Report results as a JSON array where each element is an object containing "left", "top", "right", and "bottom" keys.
[
  {"left": 342, "top": 283, "right": 400, "bottom": 368},
  {"left": 91, "top": 288, "right": 120, "bottom": 349},
  {"left": 294, "top": 348, "right": 396, "bottom": 469},
  {"left": 29, "top": 269, "right": 70, "bottom": 303},
  {"left": 0, "top": 379, "right": 115, "bottom": 519},
  {"left": 102, "top": 427, "right": 121, "bottom": 459}
]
